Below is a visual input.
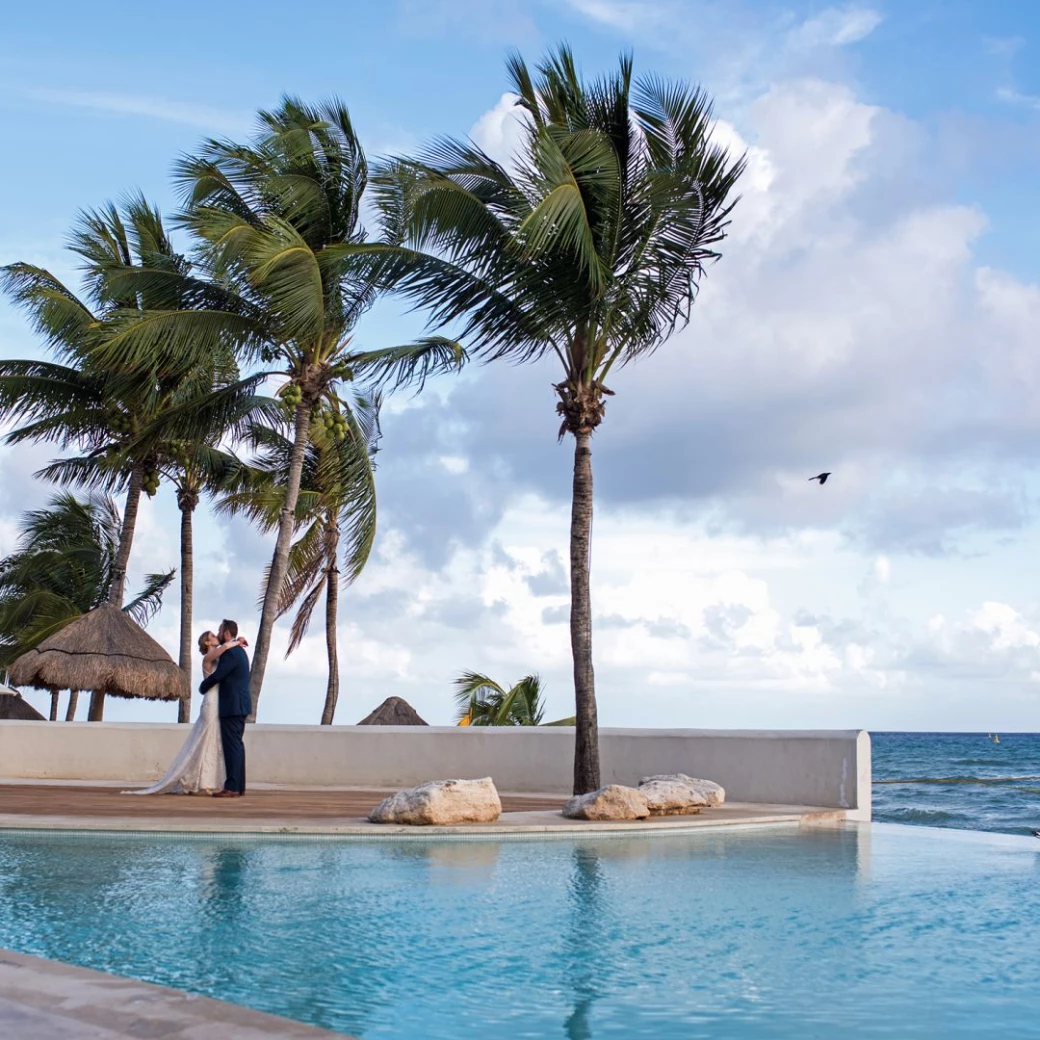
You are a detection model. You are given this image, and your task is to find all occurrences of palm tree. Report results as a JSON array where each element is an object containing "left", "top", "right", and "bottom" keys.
[
  {"left": 373, "top": 47, "right": 744, "bottom": 792},
  {"left": 0, "top": 198, "right": 272, "bottom": 720},
  {"left": 102, "top": 98, "right": 465, "bottom": 718},
  {"left": 0, "top": 492, "right": 172, "bottom": 719},
  {"left": 128, "top": 383, "right": 279, "bottom": 722},
  {"left": 153, "top": 437, "right": 261, "bottom": 723},
  {"left": 453, "top": 672, "right": 544, "bottom": 726},
  {"left": 218, "top": 391, "right": 380, "bottom": 724},
  {"left": 453, "top": 670, "right": 575, "bottom": 726}
]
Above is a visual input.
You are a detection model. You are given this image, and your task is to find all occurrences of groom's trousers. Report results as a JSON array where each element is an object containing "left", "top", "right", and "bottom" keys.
[{"left": 220, "top": 715, "right": 247, "bottom": 793}]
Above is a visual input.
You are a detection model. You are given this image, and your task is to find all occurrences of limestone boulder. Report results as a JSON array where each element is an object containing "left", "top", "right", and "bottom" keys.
[
  {"left": 368, "top": 777, "right": 502, "bottom": 825},
  {"left": 638, "top": 773, "right": 725, "bottom": 811},
  {"left": 637, "top": 779, "right": 705, "bottom": 816},
  {"left": 562, "top": 784, "right": 650, "bottom": 821}
]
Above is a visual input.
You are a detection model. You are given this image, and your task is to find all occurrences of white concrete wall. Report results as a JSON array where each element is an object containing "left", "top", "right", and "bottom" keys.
[{"left": 0, "top": 722, "right": 871, "bottom": 818}]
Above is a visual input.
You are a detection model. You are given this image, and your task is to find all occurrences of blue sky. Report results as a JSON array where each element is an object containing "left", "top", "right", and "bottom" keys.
[{"left": 3, "top": 1, "right": 1040, "bottom": 730}]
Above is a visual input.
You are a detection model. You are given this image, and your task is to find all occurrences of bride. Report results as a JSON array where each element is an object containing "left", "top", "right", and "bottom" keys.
[{"left": 126, "top": 630, "right": 246, "bottom": 796}]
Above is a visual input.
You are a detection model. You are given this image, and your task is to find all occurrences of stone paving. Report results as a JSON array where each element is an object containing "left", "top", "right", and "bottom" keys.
[{"left": 0, "top": 948, "right": 351, "bottom": 1038}]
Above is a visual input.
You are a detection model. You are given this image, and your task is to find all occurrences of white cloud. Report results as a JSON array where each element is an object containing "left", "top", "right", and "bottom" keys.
[
  {"left": 984, "top": 36, "right": 1025, "bottom": 58},
  {"left": 469, "top": 92, "right": 529, "bottom": 168},
  {"left": 564, "top": 0, "right": 649, "bottom": 33},
  {"left": 22, "top": 87, "right": 250, "bottom": 135},
  {"left": 394, "top": 0, "right": 539, "bottom": 44},
  {"left": 561, "top": 1, "right": 882, "bottom": 105},
  {"left": 874, "top": 556, "right": 891, "bottom": 584},
  {"left": 789, "top": 6, "right": 883, "bottom": 49},
  {"left": 911, "top": 602, "right": 1040, "bottom": 689},
  {"left": 0, "top": 518, "right": 18, "bottom": 558},
  {"left": 995, "top": 87, "right": 1040, "bottom": 111}
]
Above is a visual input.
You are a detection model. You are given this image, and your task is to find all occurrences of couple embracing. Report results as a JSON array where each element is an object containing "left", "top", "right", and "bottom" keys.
[{"left": 128, "top": 619, "right": 250, "bottom": 797}]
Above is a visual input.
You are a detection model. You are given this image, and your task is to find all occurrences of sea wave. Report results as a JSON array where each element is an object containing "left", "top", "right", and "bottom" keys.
[
  {"left": 874, "top": 775, "right": 1040, "bottom": 785},
  {"left": 880, "top": 807, "right": 957, "bottom": 824}
]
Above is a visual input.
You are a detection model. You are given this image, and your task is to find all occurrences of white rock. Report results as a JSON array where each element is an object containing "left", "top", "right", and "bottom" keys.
[
  {"left": 638, "top": 773, "right": 725, "bottom": 809},
  {"left": 637, "top": 779, "right": 706, "bottom": 816},
  {"left": 561, "top": 784, "right": 650, "bottom": 821},
  {"left": 368, "top": 777, "right": 502, "bottom": 825}
]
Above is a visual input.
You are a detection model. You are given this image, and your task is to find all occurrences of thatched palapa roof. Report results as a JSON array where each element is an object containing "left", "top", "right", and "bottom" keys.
[
  {"left": 357, "top": 696, "right": 428, "bottom": 726},
  {"left": 0, "top": 684, "right": 46, "bottom": 720},
  {"left": 7, "top": 604, "right": 182, "bottom": 701}
]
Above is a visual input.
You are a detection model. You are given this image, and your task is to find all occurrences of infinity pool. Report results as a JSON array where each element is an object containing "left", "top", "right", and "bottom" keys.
[{"left": 1, "top": 824, "right": 1037, "bottom": 1038}]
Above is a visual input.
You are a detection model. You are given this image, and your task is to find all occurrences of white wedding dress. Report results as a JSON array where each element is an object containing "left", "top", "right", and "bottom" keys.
[{"left": 126, "top": 684, "right": 225, "bottom": 795}]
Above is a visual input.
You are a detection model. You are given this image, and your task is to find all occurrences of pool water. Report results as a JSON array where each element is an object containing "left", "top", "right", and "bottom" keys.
[{"left": 1, "top": 825, "right": 1038, "bottom": 1038}]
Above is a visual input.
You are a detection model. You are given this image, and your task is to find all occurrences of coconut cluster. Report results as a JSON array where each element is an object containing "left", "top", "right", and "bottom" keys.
[{"left": 320, "top": 409, "right": 348, "bottom": 442}]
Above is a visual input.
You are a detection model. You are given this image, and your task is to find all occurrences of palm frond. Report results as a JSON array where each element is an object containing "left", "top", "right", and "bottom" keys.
[
  {"left": 285, "top": 565, "right": 327, "bottom": 655},
  {"left": 371, "top": 44, "right": 745, "bottom": 384},
  {"left": 0, "top": 264, "right": 96, "bottom": 358},
  {"left": 348, "top": 337, "right": 466, "bottom": 393},
  {"left": 277, "top": 520, "right": 327, "bottom": 615},
  {"left": 123, "top": 570, "right": 176, "bottom": 626},
  {"left": 34, "top": 453, "right": 128, "bottom": 492},
  {"left": 452, "top": 670, "right": 509, "bottom": 723},
  {"left": 503, "top": 674, "right": 545, "bottom": 725}
]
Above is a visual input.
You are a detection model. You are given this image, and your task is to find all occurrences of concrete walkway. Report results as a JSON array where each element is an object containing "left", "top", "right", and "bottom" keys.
[{"left": 0, "top": 948, "right": 350, "bottom": 1038}]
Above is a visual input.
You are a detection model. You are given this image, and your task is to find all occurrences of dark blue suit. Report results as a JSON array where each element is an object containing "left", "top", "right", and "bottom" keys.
[{"left": 200, "top": 645, "right": 250, "bottom": 793}]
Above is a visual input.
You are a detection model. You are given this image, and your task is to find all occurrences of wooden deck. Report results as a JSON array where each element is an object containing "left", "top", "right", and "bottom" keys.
[
  {"left": 0, "top": 783, "right": 565, "bottom": 823},
  {"left": 0, "top": 781, "right": 847, "bottom": 836}
]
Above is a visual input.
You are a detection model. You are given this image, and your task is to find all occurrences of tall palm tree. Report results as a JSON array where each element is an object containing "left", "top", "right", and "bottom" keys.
[
  {"left": 218, "top": 391, "right": 380, "bottom": 724},
  {"left": 152, "top": 436, "right": 264, "bottom": 722},
  {"left": 0, "top": 492, "right": 173, "bottom": 719},
  {"left": 374, "top": 47, "right": 744, "bottom": 792},
  {"left": 127, "top": 382, "right": 279, "bottom": 722},
  {"left": 104, "top": 98, "right": 465, "bottom": 717},
  {"left": 0, "top": 198, "right": 272, "bottom": 719}
]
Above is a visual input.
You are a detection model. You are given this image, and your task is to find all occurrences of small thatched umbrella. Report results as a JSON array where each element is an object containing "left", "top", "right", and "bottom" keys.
[
  {"left": 357, "top": 696, "right": 428, "bottom": 726},
  {"left": 0, "top": 684, "right": 46, "bottom": 721},
  {"left": 7, "top": 603, "right": 183, "bottom": 721}
]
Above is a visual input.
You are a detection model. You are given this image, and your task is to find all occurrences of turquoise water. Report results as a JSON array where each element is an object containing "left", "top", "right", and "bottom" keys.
[
  {"left": 873, "top": 732, "right": 1040, "bottom": 835},
  {"left": 1, "top": 825, "right": 1038, "bottom": 1038}
]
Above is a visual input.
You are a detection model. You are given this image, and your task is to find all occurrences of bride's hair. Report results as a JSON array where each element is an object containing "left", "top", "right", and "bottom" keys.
[{"left": 197, "top": 631, "right": 215, "bottom": 655}]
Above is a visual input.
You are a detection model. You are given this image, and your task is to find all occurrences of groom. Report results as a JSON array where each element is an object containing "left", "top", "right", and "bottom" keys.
[{"left": 199, "top": 618, "right": 251, "bottom": 798}]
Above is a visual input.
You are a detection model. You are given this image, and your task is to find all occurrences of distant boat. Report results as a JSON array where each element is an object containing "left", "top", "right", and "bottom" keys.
[{"left": 993, "top": 734, "right": 1000, "bottom": 744}]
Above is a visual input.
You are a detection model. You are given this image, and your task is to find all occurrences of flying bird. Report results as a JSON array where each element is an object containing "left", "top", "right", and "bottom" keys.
[{"left": 808, "top": 472, "right": 832, "bottom": 485}]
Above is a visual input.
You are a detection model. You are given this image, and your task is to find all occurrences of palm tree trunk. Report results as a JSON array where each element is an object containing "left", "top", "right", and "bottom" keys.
[
  {"left": 93, "top": 463, "right": 146, "bottom": 724},
  {"left": 321, "top": 529, "right": 341, "bottom": 726},
  {"left": 570, "top": 429, "right": 600, "bottom": 794},
  {"left": 249, "top": 401, "right": 313, "bottom": 718},
  {"left": 65, "top": 689, "right": 79, "bottom": 721},
  {"left": 177, "top": 492, "right": 196, "bottom": 724},
  {"left": 106, "top": 463, "right": 145, "bottom": 608},
  {"left": 49, "top": 691, "right": 59, "bottom": 721},
  {"left": 88, "top": 690, "right": 105, "bottom": 721}
]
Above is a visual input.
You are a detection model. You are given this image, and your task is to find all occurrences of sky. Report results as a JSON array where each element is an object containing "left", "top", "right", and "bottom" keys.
[{"left": 3, "top": 0, "right": 1040, "bottom": 731}]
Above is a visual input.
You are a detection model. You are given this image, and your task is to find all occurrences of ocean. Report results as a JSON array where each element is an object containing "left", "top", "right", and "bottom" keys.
[{"left": 872, "top": 731, "right": 1040, "bottom": 836}]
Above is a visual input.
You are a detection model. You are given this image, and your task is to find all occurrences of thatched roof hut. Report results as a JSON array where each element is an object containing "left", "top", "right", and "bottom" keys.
[
  {"left": 7, "top": 604, "right": 182, "bottom": 707},
  {"left": 357, "top": 696, "right": 428, "bottom": 726},
  {"left": 0, "top": 685, "right": 46, "bottom": 721}
]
